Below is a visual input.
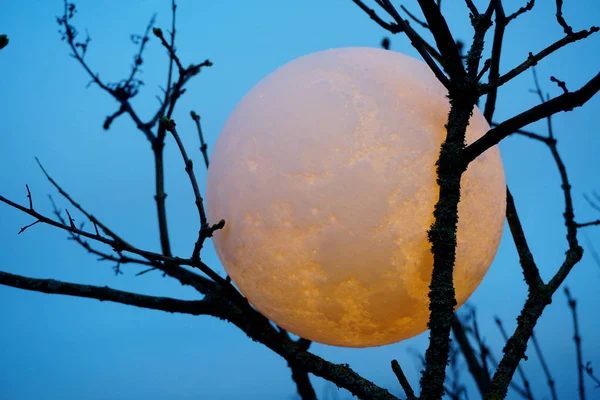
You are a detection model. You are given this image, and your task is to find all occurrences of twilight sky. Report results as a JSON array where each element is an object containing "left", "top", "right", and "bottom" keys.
[{"left": 1, "top": 1, "right": 599, "bottom": 399}]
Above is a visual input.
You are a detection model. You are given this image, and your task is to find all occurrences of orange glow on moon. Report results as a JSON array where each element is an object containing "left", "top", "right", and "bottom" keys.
[{"left": 207, "top": 47, "right": 505, "bottom": 347}]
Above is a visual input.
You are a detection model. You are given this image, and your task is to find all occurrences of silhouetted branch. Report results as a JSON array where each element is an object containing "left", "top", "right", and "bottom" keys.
[
  {"left": 584, "top": 362, "right": 600, "bottom": 388},
  {"left": 57, "top": 1, "right": 152, "bottom": 142},
  {"left": 451, "top": 314, "right": 491, "bottom": 396},
  {"left": 416, "top": 0, "right": 465, "bottom": 80},
  {"left": 46, "top": 195, "right": 156, "bottom": 273},
  {"left": 0, "top": 163, "right": 220, "bottom": 295},
  {"left": 160, "top": 117, "right": 224, "bottom": 260},
  {"left": 530, "top": 331, "right": 558, "bottom": 400},
  {"left": 506, "top": 187, "right": 543, "bottom": 291},
  {"left": 483, "top": 1, "right": 507, "bottom": 121},
  {"left": 0, "top": 270, "right": 211, "bottom": 315},
  {"left": 0, "top": 34, "right": 8, "bottom": 50},
  {"left": 506, "top": 0, "right": 535, "bottom": 23},
  {"left": 190, "top": 111, "right": 210, "bottom": 169},
  {"left": 160, "top": 118, "right": 208, "bottom": 233},
  {"left": 464, "top": 0, "right": 479, "bottom": 17},
  {"left": 565, "top": 287, "right": 586, "bottom": 400},
  {"left": 485, "top": 69, "right": 589, "bottom": 400},
  {"left": 286, "top": 337, "right": 317, "bottom": 400},
  {"left": 494, "top": 317, "right": 535, "bottom": 400},
  {"left": 391, "top": 360, "right": 417, "bottom": 400},
  {"left": 555, "top": 0, "right": 573, "bottom": 35},
  {"left": 399, "top": 5, "right": 428, "bottom": 29},
  {"left": 465, "top": 72, "right": 600, "bottom": 165},
  {"left": 352, "top": 0, "right": 449, "bottom": 88},
  {"left": 480, "top": 26, "right": 598, "bottom": 93}
]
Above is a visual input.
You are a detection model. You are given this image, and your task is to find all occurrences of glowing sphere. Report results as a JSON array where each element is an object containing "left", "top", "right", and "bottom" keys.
[{"left": 206, "top": 47, "right": 505, "bottom": 347}]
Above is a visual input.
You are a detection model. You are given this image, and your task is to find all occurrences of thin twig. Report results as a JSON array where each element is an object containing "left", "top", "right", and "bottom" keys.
[
  {"left": 465, "top": 72, "right": 600, "bottom": 165},
  {"left": 506, "top": 187, "right": 543, "bottom": 291},
  {"left": 191, "top": 110, "right": 209, "bottom": 169},
  {"left": 480, "top": 27, "right": 599, "bottom": 93},
  {"left": 391, "top": 360, "right": 417, "bottom": 400},
  {"left": 555, "top": 0, "right": 574, "bottom": 34},
  {"left": 352, "top": 0, "right": 449, "bottom": 88},
  {"left": 506, "top": 0, "right": 536, "bottom": 23},
  {"left": 161, "top": 118, "right": 208, "bottom": 231},
  {"left": 565, "top": 287, "right": 586, "bottom": 400},
  {"left": 550, "top": 75, "right": 569, "bottom": 93},
  {"left": 530, "top": 330, "right": 558, "bottom": 400},
  {"left": 451, "top": 313, "right": 491, "bottom": 396},
  {"left": 399, "top": 5, "right": 428, "bottom": 29},
  {"left": 160, "top": 117, "right": 224, "bottom": 260}
]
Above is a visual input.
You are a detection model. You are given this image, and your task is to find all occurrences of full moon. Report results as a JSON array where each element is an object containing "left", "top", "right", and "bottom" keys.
[{"left": 206, "top": 47, "right": 505, "bottom": 347}]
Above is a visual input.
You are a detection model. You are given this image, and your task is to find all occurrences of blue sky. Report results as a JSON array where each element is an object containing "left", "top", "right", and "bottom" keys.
[{"left": 0, "top": 1, "right": 599, "bottom": 399}]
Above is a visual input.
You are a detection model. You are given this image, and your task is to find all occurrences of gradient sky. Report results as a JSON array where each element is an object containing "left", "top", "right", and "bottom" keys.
[{"left": 1, "top": 1, "right": 599, "bottom": 399}]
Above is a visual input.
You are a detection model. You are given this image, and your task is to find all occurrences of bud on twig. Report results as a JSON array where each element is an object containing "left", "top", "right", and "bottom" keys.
[{"left": 152, "top": 27, "right": 163, "bottom": 38}]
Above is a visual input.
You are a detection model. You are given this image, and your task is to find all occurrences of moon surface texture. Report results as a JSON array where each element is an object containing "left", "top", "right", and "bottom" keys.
[{"left": 206, "top": 47, "right": 505, "bottom": 347}]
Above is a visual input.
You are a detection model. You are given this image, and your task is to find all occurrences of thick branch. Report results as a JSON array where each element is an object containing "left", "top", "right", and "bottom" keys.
[
  {"left": 419, "top": 94, "right": 475, "bottom": 400},
  {"left": 211, "top": 293, "right": 399, "bottom": 400},
  {"left": 417, "top": 0, "right": 465, "bottom": 80},
  {"left": 0, "top": 270, "right": 211, "bottom": 316}
]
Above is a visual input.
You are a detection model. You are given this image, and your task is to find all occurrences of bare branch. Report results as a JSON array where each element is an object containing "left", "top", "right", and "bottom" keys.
[
  {"left": 465, "top": 72, "right": 600, "bottom": 165},
  {"left": 0, "top": 270, "right": 211, "bottom": 316},
  {"left": 391, "top": 360, "right": 417, "bottom": 400},
  {"left": 506, "top": 187, "right": 543, "bottom": 291},
  {"left": 0, "top": 34, "right": 8, "bottom": 50},
  {"left": 550, "top": 75, "right": 569, "bottom": 93},
  {"left": 352, "top": 0, "right": 449, "bottom": 88},
  {"left": 483, "top": 1, "right": 507, "bottom": 122},
  {"left": 494, "top": 318, "right": 535, "bottom": 400},
  {"left": 464, "top": 0, "right": 479, "bottom": 17},
  {"left": 576, "top": 220, "right": 600, "bottom": 228},
  {"left": 506, "top": 1, "right": 536, "bottom": 23},
  {"left": 481, "top": 27, "right": 599, "bottom": 92},
  {"left": 555, "top": 0, "right": 574, "bottom": 35},
  {"left": 56, "top": 1, "right": 153, "bottom": 142},
  {"left": 148, "top": 26, "right": 212, "bottom": 128},
  {"left": 400, "top": 5, "right": 428, "bottom": 29},
  {"left": 416, "top": 0, "right": 465, "bottom": 80},
  {"left": 190, "top": 111, "right": 210, "bottom": 169},
  {"left": 584, "top": 362, "right": 600, "bottom": 389},
  {"left": 486, "top": 69, "right": 588, "bottom": 400},
  {"left": 352, "top": 0, "right": 401, "bottom": 32},
  {"left": 530, "top": 331, "right": 558, "bottom": 400},
  {"left": 451, "top": 314, "right": 491, "bottom": 396},
  {"left": 161, "top": 118, "right": 209, "bottom": 230},
  {"left": 211, "top": 293, "right": 399, "bottom": 400},
  {"left": 287, "top": 338, "right": 317, "bottom": 400},
  {"left": 160, "top": 117, "right": 225, "bottom": 261},
  {"left": 18, "top": 219, "right": 41, "bottom": 234},
  {"left": 565, "top": 287, "right": 586, "bottom": 400},
  {"left": 465, "top": 2, "right": 495, "bottom": 79}
]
